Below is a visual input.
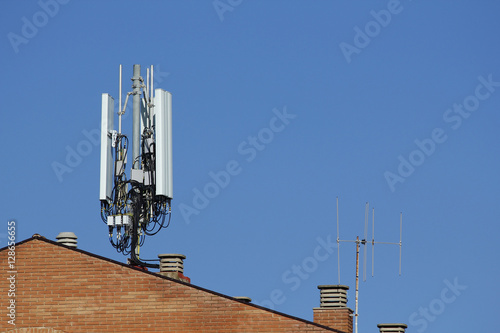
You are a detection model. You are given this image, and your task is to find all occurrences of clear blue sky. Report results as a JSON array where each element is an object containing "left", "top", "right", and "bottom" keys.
[{"left": 2, "top": 1, "right": 499, "bottom": 332}]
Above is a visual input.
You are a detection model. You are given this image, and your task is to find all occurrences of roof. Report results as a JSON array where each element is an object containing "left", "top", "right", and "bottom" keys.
[{"left": 0, "top": 235, "right": 343, "bottom": 333}]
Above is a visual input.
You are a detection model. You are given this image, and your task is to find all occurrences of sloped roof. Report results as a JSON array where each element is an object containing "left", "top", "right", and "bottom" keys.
[{"left": 0, "top": 235, "right": 342, "bottom": 333}]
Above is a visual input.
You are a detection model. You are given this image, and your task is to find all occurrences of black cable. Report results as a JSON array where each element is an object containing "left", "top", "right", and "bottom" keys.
[{"left": 103, "top": 129, "right": 169, "bottom": 268}]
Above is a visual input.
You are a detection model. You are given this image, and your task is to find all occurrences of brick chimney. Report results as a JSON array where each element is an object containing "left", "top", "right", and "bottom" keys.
[
  {"left": 313, "top": 285, "right": 353, "bottom": 333},
  {"left": 377, "top": 323, "right": 407, "bottom": 333},
  {"left": 157, "top": 253, "right": 190, "bottom": 283}
]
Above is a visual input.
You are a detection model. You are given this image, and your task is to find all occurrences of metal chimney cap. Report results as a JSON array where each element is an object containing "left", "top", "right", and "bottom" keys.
[
  {"left": 158, "top": 253, "right": 186, "bottom": 259},
  {"left": 56, "top": 232, "right": 77, "bottom": 240},
  {"left": 377, "top": 323, "right": 408, "bottom": 332},
  {"left": 317, "top": 284, "right": 350, "bottom": 308},
  {"left": 56, "top": 232, "right": 78, "bottom": 248},
  {"left": 377, "top": 324, "right": 408, "bottom": 328},
  {"left": 318, "top": 285, "right": 349, "bottom": 290}
]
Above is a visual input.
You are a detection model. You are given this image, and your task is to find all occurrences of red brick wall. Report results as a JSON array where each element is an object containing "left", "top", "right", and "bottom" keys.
[
  {"left": 0, "top": 238, "right": 344, "bottom": 333},
  {"left": 5, "top": 329, "right": 66, "bottom": 333},
  {"left": 313, "top": 308, "right": 353, "bottom": 333}
]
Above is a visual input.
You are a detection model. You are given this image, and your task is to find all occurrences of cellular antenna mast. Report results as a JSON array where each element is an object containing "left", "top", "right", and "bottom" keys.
[
  {"left": 336, "top": 198, "right": 403, "bottom": 333},
  {"left": 99, "top": 64, "right": 173, "bottom": 268}
]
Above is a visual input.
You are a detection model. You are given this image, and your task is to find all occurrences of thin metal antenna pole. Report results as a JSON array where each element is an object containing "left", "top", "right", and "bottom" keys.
[
  {"left": 355, "top": 236, "right": 360, "bottom": 333},
  {"left": 146, "top": 67, "right": 150, "bottom": 128},
  {"left": 150, "top": 65, "right": 154, "bottom": 126},
  {"left": 132, "top": 64, "right": 142, "bottom": 169},
  {"left": 363, "top": 202, "right": 368, "bottom": 282},
  {"left": 337, "top": 197, "right": 341, "bottom": 284},
  {"left": 119, "top": 64, "right": 122, "bottom": 134},
  {"left": 151, "top": 65, "right": 154, "bottom": 99},
  {"left": 372, "top": 207, "right": 375, "bottom": 277},
  {"left": 146, "top": 67, "right": 150, "bottom": 100},
  {"left": 399, "top": 212, "right": 403, "bottom": 276}
]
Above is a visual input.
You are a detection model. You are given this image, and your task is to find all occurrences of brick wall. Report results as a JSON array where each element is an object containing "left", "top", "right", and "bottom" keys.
[
  {"left": 5, "top": 329, "right": 66, "bottom": 333},
  {"left": 313, "top": 308, "right": 353, "bottom": 333},
  {"left": 0, "top": 237, "right": 344, "bottom": 333}
]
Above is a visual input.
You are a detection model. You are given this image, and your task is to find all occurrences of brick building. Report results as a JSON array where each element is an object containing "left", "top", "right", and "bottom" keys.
[{"left": 0, "top": 234, "right": 406, "bottom": 333}]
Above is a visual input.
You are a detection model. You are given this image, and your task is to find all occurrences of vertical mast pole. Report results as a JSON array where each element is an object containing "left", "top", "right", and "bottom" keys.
[
  {"left": 150, "top": 65, "right": 154, "bottom": 126},
  {"left": 372, "top": 208, "right": 375, "bottom": 277},
  {"left": 355, "top": 236, "right": 360, "bottom": 333},
  {"left": 399, "top": 212, "right": 403, "bottom": 276},
  {"left": 132, "top": 64, "right": 141, "bottom": 169},
  {"left": 119, "top": 64, "right": 123, "bottom": 134},
  {"left": 337, "top": 197, "right": 341, "bottom": 284}
]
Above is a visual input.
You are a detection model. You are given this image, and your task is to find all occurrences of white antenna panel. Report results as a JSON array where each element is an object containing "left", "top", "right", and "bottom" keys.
[
  {"left": 99, "top": 93, "right": 114, "bottom": 202},
  {"left": 154, "top": 88, "right": 173, "bottom": 199}
]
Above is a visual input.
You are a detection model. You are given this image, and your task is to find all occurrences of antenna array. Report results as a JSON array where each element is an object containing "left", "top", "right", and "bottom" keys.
[
  {"left": 335, "top": 198, "right": 403, "bottom": 333},
  {"left": 99, "top": 64, "right": 173, "bottom": 268}
]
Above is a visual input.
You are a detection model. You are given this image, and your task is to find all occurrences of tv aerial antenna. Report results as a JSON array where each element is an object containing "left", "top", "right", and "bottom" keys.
[
  {"left": 336, "top": 197, "right": 403, "bottom": 333},
  {"left": 99, "top": 64, "right": 173, "bottom": 269}
]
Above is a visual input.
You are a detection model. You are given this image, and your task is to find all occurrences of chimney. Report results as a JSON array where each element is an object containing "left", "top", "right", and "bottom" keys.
[
  {"left": 313, "top": 285, "right": 353, "bottom": 333},
  {"left": 56, "top": 232, "right": 77, "bottom": 248},
  {"left": 377, "top": 323, "right": 407, "bottom": 333},
  {"left": 158, "top": 253, "right": 190, "bottom": 283}
]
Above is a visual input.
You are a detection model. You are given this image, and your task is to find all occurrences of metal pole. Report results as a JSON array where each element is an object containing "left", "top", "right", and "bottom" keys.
[
  {"left": 119, "top": 64, "right": 122, "bottom": 134},
  {"left": 355, "top": 236, "right": 360, "bottom": 333},
  {"left": 372, "top": 208, "right": 375, "bottom": 277},
  {"left": 337, "top": 197, "right": 341, "bottom": 284},
  {"left": 150, "top": 65, "right": 154, "bottom": 126},
  {"left": 399, "top": 212, "right": 403, "bottom": 276},
  {"left": 132, "top": 64, "right": 141, "bottom": 169}
]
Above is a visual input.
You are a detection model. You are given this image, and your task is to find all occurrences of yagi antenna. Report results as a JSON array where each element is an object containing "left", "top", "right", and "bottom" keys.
[{"left": 335, "top": 198, "right": 403, "bottom": 333}]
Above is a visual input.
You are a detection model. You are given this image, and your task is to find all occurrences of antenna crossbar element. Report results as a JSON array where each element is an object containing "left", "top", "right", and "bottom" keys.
[
  {"left": 373, "top": 241, "right": 400, "bottom": 245},
  {"left": 338, "top": 240, "right": 358, "bottom": 243}
]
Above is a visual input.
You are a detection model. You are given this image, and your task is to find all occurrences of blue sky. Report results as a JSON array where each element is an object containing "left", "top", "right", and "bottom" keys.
[{"left": 2, "top": 1, "right": 499, "bottom": 332}]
